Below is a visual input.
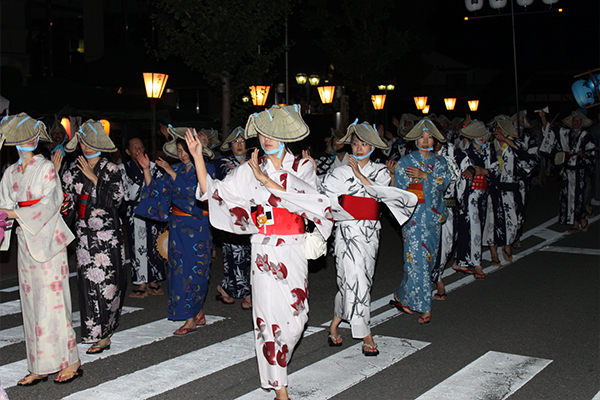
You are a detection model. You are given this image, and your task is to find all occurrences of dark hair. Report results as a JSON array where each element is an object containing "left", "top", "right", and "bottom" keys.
[{"left": 176, "top": 138, "right": 191, "bottom": 158}]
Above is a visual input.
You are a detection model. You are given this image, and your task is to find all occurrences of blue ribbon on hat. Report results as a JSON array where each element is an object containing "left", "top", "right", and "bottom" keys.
[
  {"left": 260, "top": 140, "right": 285, "bottom": 159},
  {"left": 15, "top": 136, "right": 39, "bottom": 165}
]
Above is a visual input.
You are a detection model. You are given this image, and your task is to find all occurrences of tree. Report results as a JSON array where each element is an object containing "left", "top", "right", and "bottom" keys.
[{"left": 150, "top": 0, "right": 293, "bottom": 135}]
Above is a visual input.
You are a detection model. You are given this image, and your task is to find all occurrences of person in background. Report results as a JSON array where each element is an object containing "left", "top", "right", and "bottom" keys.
[
  {"left": 119, "top": 136, "right": 166, "bottom": 298},
  {"left": 0, "top": 113, "right": 81, "bottom": 384},
  {"left": 313, "top": 128, "right": 350, "bottom": 179}
]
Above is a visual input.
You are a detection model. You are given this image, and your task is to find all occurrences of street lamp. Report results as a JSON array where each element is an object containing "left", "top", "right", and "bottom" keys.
[
  {"left": 468, "top": 100, "right": 479, "bottom": 112},
  {"left": 371, "top": 94, "right": 386, "bottom": 110},
  {"left": 143, "top": 72, "right": 169, "bottom": 158},
  {"left": 317, "top": 86, "right": 335, "bottom": 104},
  {"left": 308, "top": 75, "right": 320, "bottom": 86},
  {"left": 249, "top": 85, "right": 270, "bottom": 108},
  {"left": 60, "top": 117, "right": 72, "bottom": 140},
  {"left": 414, "top": 96, "right": 428, "bottom": 110},
  {"left": 422, "top": 105, "right": 430, "bottom": 114},
  {"left": 295, "top": 73, "right": 308, "bottom": 85},
  {"left": 444, "top": 98, "right": 457, "bottom": 111}
]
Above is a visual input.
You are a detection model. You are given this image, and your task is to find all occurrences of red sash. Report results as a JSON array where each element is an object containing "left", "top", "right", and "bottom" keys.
[
  {"left": 339, "top": 195, "right": 380, "bottom": 220},
  {"left": 251, "top": 206, "right": 305, "bottom": 235},
  {"left": 407, "top": 183, "right": 425, "bottom": 204},
  {"left": 18, "top": 199, "right": 41, "bottom": 208},
  {"left": 77, "top": 195, "right": 89, "bottom": 218},
  {"left": 172, "top": 205, "right": 209, "bottom": 217},
  {"left": 471, "top": 174, "right": 488, "bottom": 190}
]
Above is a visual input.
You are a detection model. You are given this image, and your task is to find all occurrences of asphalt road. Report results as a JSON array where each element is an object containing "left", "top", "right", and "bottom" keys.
[{"left": 1, "top": 179, "right": 598, "bottom": 400}]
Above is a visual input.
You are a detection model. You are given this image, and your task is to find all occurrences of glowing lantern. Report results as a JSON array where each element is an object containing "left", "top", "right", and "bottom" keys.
[
  {"left": 378, "top": 85, "right": 386, "bottom": 91},
  {"left": 249, "top": 85, "right": 270, "bottom": 107},
  {"left": 295, "top": 73, "right": 308, "bottom": 85},
  {"left": 308, "top": 75, "right": 320, "bottom": 86},
  {"left": 60, "top": 117, "right": 72, "bottom": 139},
  {"left": 468, "top": 100, "right": 480, "bottom": 111},
  {"left": 489, "top": 0, "right": 507, "bottom": 9},
  {"left": 317, "top": 86, "right": 335, "bottom": 104},
  {"left": 414, "top": 96, "right": 428, "bottom": 110},
  {"left": 465, "top": 0, "right": 484, "bottom": 12},
  {"left": 516, "top": 0, "right": 534, "bottom": 6},
  {"left": 571, "top": 80, "right": 595, "bottom": 108},
  {"left": 371, "top": 94, "right": 387, "bottom": 110},
  {"left": 444, "top": 98, "right": 457, "bottom": 111},
  {"left": 99, "top": 119, "right": 110, "bottom": 136},
  {"left": 143, "top": 72, "right": 169, "bottom": 99},
  {"left": 422, "top": 105, "right": 430, "bottom": 114}
]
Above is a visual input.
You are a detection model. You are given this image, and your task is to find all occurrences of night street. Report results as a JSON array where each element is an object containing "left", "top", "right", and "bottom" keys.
[{"left": 1, "top": 179, "right": 598, "bottom": 400}]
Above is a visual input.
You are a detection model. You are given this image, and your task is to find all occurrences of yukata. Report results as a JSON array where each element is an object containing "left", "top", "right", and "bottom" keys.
[
  {"left": 483, "top": 140, "right": 532, "bottom": 246},
  {"left": 315, "top": 152, "right": 349, "bottom": 178},
  {"left": 320, "top": 161, "right": 416, "bottom": 339},
  {"left": 455, "top": 145, "right": 494, "bottom": 268},
  {"left": 540, "top": 124, "right": 595, "bottom": 224},
  {"left": 394, "top": 151, "right": 450, "bottom": 313},
  {"left": 215, "top": 154, "right": 252, "bottom": 299},
  {"left": 199, "top": 152, "right": 333, "bottom": 391},
  {"left": 431, "top": 144, "right": 465, "bottom": 283},
  {"left": 0, "top": 155, "right": 79, "bottom": 374},
  {"left": 388, "top": 137, "right": 409, "bottom": 161},
  {"left": 62, "top": 157, "right": 126, "bottom": 343},
  {"left": 136, "top": 161, "right": 215, "bottom": 321},
  {"left": 118, "top": 159, "right": 165, "bottom": 286},
  {"left": 515, "top": 130, "right": 540, "bottom": 237}
]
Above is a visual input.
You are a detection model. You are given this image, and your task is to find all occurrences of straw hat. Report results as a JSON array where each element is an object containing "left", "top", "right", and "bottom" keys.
[
  {"left": 338, "top": 120, "right": 388, "bottom": 149},
  {"left": 488, "top": 115, "right": 518, "bottom": 138},
  {"left": 244, "top": 104, "right": 309, "bottom": 143},
  {"left": 0, "top": 113, "right": 51, "bottom": 147},
  {"left": 200, "top": 128, "right": 222, "bottom": 148},
  {"left": 65, "top": 119, "right": 116, "bottom": 153},
  {"left": 325, "top": 128, "right": 345, "bottom": 155},
  {"left": 562, "top": 110, "right": 593, "bottom": 129},
  {"left": 403, "top": 118, "right": 446, "bottom": 143},
  {"left": 397, "top": 113, "right": 420, "bottom": 138},
  {"left": 460, "top": 120, "right": 488, "bottom": 139},
  {"left": 510, "top": 110, "right": 532, "bottom": 128},
  {"left": 164, "top": 125, "right": 214, "bottom": 160},
  {"left": 220, "top": 126, "right": 245, "bottom": 151}
]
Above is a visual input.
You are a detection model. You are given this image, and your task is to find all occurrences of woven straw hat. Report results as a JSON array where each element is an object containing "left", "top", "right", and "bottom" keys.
[
  {"left": 325, "top": 128, "right": 345, "bottom": 155},
  {"left": 338, "top": 120, "right": 388, "bottom": 149},
  {"left": 65, "top": 119, "right": 117, "bottom": 153},
  {"left": 200, "top": 128, "right": 222, "bottom": 148},
  {"left": 164, "top": 125, "right": 214, "bottom": 159},
  {"left": 0, "top": 113, "right": 51, "bottom": 147},
  {"left": 562, "top": 110, "right": 592, "bottom": 129},
  {"left": 460, "top": 120, "right": 488, "bottom": 138},
  {"left": 510, "top": 110, "right": 532, "bottom": 129},
  {"left": 397, "top": 113, "right": 420, "bottom": 138},
  {"left": 404, "top": 118, "right": 446, "bottom": 143},
  {"left": 243, "top": 104, "right": 309, "bottom": 143},
  {"left": 220, "top": 126, "right": 245, "bottom": 151},
  {"left": 488, "top": 115, "right": 518, "bottom": 138}
]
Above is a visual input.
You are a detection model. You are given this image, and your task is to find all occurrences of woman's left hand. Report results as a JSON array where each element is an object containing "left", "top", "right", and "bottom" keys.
[
  {"left": 406, "top": 166, "right": 427, "bottom": 180},
  {"left": 302, "top": 150, "right": 317, "bottom": 173},
  {"left": 77, "top": 156, "right": 98, "bottom": 185},
  {"left": 347, "top": 155, "right": 363, "bottom": 177}
]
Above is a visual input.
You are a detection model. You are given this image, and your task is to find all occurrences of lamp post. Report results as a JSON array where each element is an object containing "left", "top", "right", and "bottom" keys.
[
  {"left": 143, "top": 72, "right": 169, "bottom": 158},
  {"left": 249, "top": 85, "right": 270, "bottom": 110}
]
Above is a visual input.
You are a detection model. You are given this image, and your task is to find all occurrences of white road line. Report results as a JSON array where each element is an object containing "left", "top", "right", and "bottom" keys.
[
  {"left": 415, "top": 351, "right": 552, "bottom": 400},
  {"left": 592, "top": 389, "right": 600, "bottom": 400},
  {"left": 236, "top": 335, "right": 430, "bottom": 400},
  {"left": 529, "top": 228, "right": 560, "bottom": 240},
  {"left": 0, "top": 272, "right": 78, "bottom": 293},
  {"left": 61, "top": 326, "right": 324, "bottom": 400},
  {"left": 539, "top": 246, "right": 600, "bottom": 256},
  {"left": 1, "top": 314, "right": 226, "bottom": 389},
  {"left": 0, "top": 300, "right": 22, "bottom": 317},
  {"left": 0, "top": 307, "right": 142, "bottom": 349}
]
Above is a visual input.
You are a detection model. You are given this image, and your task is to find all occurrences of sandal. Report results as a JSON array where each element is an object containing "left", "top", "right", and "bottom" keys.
[
  {"left": 148, "top": 284, "right": 164, "bottom": 296},
  {"left": 568, "top": 225, "right": 580, "bottom": 234},
  {"left": 215, "top": 285, "right": 234, "bottom": 304},
  {"left": 128, "top": 288, "right": 148, "bottom": 298},
  {"left": 580, "top": 219, "right": 589, "bottom": 232},
  {"left": 433, "top": 292, "right": 447, "bottom": 300},
  {"left": 502, "top": 247, "right": 512, "bottom": 262},
  {"left": 17, "top": 373, "right": 48, "bottom": 386},
  {"left": 173, "top": 326, "right": 197, "bottom": 336},
  {"left": 491, "top": 258, "right": 501, "bottom": 267},
  {"left": 418, "top": 314, "right": 431, "bottom": 324},
  {"left": 195, "top": 313, "right": 206, "bottom": 326},
  {"left": 362, "top": 343, "right": 379, "bottom": 356},
  {"left": 241, "top": 299, "right": 252, "bottom": 310},
  {"left": 86, "top": 342, "right": 111, "bottom": 354},
  {"left": 54, "top": 368, "right": 83, "bottom": 384},
  {"left": 512, "top": 240, "right": 522, "bottom": 249},
  {"left": 327, "top": 331, "right": 343, "bottom": 347},
  {"left": 452, "top": 266, "right": 474, "bottom": 275},
  {"left": 389, "top": 299, "right": 413, "bottom": 314}
]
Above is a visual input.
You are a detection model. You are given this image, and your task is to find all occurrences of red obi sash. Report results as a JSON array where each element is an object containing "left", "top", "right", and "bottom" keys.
[
  {"left": 77, "top": 195, "right": 89, "bottom": 218},
  {"left": 18, "top": 199, "right": 41, "bottom": 208},
  {"left": 407, "top": 183, "right": 425, "bottom": 204},
  {"left": 251, "top": 206, "right": 305, "bottom": 235},
  {"left": 172, "top": 205, "right": 209, "bottom": 217},
  {"left": 471, "top": 174, "right": 488, "bottom": 190},
  {"left": 339, "top": 195, "right": 380, "bottom": 220}
]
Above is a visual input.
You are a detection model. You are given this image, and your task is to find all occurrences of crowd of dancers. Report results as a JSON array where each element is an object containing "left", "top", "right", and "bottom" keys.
[{"left": 0, "top": 103, "right": 596, "bottom": 399}]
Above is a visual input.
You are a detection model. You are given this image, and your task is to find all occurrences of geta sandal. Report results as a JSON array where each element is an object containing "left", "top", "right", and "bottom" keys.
[
  {"left": 418, "top": 315, "right": 431, "bottom": 324},
  {"left": 327, "top": 332, "right": 343, "bottom": 347},
  {"left": 241, "top": 299, "right": 252, "bottom": 310},
  {"left": 86, "top": 342, "right": 111, "bottom": 354},
  {"left": 148, "top": 284, "right": 164, "bottom": 296},
  {"left": 433, "top": 292, "right": 447, "bottom": 300},
  {"left": 128, "top": 289, "right": 148, "bottom": 298},
  {"left": 389, "top": 299, "right": 413, "bottom": 314},
  {"left": 17, "top": 373, "right": 48, "bottom": 386},
  {"left": 54, "top": 368, "right": 83, "bottom": 384},
  {"left": 173, "top": 326, "right": 197, "bottom": 336},
  {"left": 195, "top": 314, "right": 206, "bottom": 326},
  {"left": 362, "top": 343, "right": 379, "bottom": 356}
]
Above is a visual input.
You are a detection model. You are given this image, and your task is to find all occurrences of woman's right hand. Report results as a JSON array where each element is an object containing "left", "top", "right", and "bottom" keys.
[
  {"left": 302, "top": 150, "right": 317, "bottom": 173},
  {"left": 248, "top": 149, "right": 268, "bottom": 183},
  {"left": 156, "top": 157, "right": 176, "bottom": 179},
  {"left": 51, "top": 151, "right": 63, "bottom": 172},
  {"left": 185, "top": 129, "right": 203, "bottom": 159}
]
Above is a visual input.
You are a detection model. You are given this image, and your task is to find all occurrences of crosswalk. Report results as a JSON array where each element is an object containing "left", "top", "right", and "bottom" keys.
[{"left": 1, "top": 216, "right": 597, "bottom": 399}]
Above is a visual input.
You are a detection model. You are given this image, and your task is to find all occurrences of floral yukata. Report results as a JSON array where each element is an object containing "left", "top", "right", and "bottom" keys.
[
  {"left": 136, "top": 161, "right": 215, "bottom": 320},
  {"left": 119, "top": 159, "right": 165, "bottom": 285},
  {"left": 540, "top": 123, "right": 595, "bottom": 224},
  {"left": 320, "top": 161, "right": 416, "bottom": 339},
  {"left": 62, "top": 157, "right": 126, "bottom": 343},
  {"left": 199, "top": 152, "right": 333, "bottom": 391},
  {"left": 394, "top": 151, "right": 450, "bottom": 313},
  {"left": 0, "top": 155, "right": 79, "bottom": 374}
]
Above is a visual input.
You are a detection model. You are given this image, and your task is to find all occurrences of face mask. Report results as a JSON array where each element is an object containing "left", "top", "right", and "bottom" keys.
[
  {"left": 417, "top": 145, "right": 433, "bottom": 152},
  {"left": 260, "top": 140, "right": 285, "bottom": 159}
]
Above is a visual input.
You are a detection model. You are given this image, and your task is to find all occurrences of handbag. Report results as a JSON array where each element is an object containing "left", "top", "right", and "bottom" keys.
[{"left": 304, "top": 229, "right": 327, "bottom": 260}]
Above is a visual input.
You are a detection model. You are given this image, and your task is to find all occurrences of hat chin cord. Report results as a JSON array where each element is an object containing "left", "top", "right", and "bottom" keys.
[
  {"left": 15, "top": 136, "right": 39, "bottom": 165},
  {"left": 260, "top": 141, "right": 285, "bottom": 159},
  {"left": 417, "top": 145, "right": 433, "bottom": 152},
  {"left": 353, "top": 145, "right": 374, "bottom": 160},
  {"left": 84, "top": 151, "right": 101, "bottom": 159}
]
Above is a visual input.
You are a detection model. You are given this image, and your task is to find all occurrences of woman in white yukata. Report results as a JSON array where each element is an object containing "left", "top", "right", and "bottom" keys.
[
  {"left": 187, "top": 105, "right": 333, "bottom": 400},
  {"left": 0, "top": 113, "right": 81, "bottom": 385},
  {"left": 320, "top": 121, "right": 417, "bottom": 356}
]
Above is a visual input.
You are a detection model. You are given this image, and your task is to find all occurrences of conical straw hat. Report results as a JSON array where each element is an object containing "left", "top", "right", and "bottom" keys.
[
  {"left": 397, "top": 113, "right": 420, "bottom": 138},
  {"left": 243, "top": 104, "right": 309, "bottom": 143},
  {"left": 488, "top": 115, "right": 518, "bottom": 138},
  {"left": 165, "top": 125, "right": 214, "bottom": 159},
  {"left": 510, "top": 110, "right": 532, "bottom": 128},
  {"left": 220, "top": 126, "right": 245, "bottom": 151},
  {"left": 338, "top": 119, "right": 388, "bottom": 149},
  {"left": 562, "top": 110, "right": 592, "bottom": 129},
  {"left": 403, "top": 118, "right": 446, "bottom": 142},
  {"left": 460, "top": 120, "right": 488, "bottom": 138},
  {"left": 65, "top": 119, "right": 117, "bottom": 153},
  {"left": 0, "top": 113, "right": 51, "bottom": 147}
]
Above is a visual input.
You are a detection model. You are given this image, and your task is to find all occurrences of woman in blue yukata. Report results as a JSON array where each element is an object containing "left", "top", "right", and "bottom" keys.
[
  {"left": 136, "top": 126, "right": 215, "bottom": 336},
  {"left": 389, "top": 118, "right": 451, "bottom": 324}
]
